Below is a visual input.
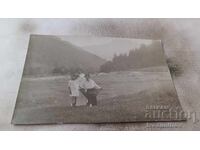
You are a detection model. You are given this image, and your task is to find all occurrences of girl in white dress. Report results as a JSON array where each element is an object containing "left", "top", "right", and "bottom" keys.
[{"left": 68, "top": 74, "right": 79, "bottom": 106}]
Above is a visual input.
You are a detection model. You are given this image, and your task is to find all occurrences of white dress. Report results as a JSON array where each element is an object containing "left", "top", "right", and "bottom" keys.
[{"left": 68, "top": 80, "right": 80, "bottom": 97}]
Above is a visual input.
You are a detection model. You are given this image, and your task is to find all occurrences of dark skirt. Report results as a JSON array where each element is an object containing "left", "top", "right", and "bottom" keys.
[{"left": 80, "top": 88, "right": 99, "bottom": 106}]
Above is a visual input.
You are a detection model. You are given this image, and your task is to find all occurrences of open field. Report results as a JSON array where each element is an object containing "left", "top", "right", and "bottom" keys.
[{"left": 12, "top": 67, "right": 185, "bottom": 124}]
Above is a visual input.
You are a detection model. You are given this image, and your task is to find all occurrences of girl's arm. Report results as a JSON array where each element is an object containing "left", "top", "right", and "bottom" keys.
[{"left": 93, "top": 81, "right": 102, "bottom": 89}]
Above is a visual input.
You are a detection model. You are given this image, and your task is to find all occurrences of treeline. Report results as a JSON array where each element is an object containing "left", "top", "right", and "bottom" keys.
[{"left": 100, "top": 42, "right": 166, "bottom": 73}]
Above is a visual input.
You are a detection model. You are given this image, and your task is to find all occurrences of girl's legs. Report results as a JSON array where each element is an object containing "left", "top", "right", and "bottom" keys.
[
  {"left": 89, "top": 89, "right": 97, "bottom": 106},
  {"left": 87, "top": 93, "right": 92, "bottom": 106},
  {"left": 91, "top": 94, "right": 97, "bottom": 106},
  {"left": 71, "top": 96, "right": 77, "bottom": 106}
]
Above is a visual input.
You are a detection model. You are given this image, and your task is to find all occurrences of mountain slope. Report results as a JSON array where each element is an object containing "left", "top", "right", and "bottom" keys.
[{"left": 24, "top": 35, "right": 106, "bottom": 76}]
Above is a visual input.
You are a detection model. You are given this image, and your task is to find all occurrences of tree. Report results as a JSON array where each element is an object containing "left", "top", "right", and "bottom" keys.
[{"left": 99, "top": 42, "right": 165, "bottom": 73}]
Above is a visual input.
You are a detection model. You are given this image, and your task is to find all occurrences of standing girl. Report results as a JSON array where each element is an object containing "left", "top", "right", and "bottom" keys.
[
  {"left": 82, "top": 73, "right": 102, "bottom": 107},
  {"left": 68, "top": 74, "right": 79, "bottom": 107}
]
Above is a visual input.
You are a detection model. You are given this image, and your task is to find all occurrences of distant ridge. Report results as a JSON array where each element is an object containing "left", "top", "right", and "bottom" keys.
[{"left": 24, "top": 35, "right": 106, "bottom": 76}]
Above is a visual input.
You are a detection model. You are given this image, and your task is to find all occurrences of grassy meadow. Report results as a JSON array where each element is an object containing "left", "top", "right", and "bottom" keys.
[{"left": 12, "top": 66, "right": 185, "bottom": 124}]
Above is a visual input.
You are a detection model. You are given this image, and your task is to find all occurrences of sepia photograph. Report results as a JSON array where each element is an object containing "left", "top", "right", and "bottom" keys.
[
  {"left": 1, "top": 1, "right": 200, "bottom": 150},
  {"left": 12, "top": 35, "right": 185, "bottom": 124}
]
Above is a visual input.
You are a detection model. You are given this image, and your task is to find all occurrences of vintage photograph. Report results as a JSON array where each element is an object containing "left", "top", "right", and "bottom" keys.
[{"left": 12, "top": 35, "right": 185, "bottom": 124}]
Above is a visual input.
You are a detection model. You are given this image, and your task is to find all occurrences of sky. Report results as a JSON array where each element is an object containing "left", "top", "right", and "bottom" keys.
[{"left": 60, "top": 36, "right": 153, "bottom": 60}]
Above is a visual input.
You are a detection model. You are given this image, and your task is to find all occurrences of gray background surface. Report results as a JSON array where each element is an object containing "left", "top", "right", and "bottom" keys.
[{"left": 0, "top": 19, "right": 200, "bottom": 130}]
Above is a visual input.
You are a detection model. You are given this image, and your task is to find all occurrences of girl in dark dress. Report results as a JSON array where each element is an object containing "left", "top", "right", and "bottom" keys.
[{"left": 81, "top": 74, "right": 102, "bottom": 107}]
